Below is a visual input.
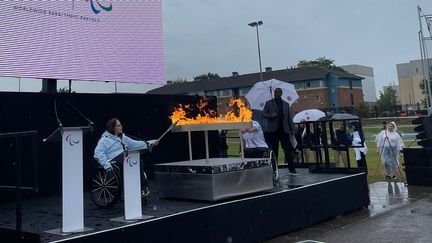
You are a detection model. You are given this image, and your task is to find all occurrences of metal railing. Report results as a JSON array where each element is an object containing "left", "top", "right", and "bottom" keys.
[{"left": 0, "top": 131, "right": 39, "bottom": 233}]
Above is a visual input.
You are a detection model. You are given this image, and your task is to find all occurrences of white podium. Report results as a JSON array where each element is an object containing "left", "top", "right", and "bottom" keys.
[
  {"left": 44, "top": 126, "right": 93, "bottom": 235},
  {"left": 111, "top": 149, "right": 154, "bottom": 222}
]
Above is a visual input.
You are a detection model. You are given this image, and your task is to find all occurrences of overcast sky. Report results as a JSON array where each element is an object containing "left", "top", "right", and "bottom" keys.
[
  {"left": 163, "top": 0, "right": 432, "bottom": 96},
  {"left": 1, "top": 0, "right": 431, "bottom": 96}
]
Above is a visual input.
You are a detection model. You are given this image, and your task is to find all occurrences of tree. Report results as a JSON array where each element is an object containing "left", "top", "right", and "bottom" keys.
[
  {"left": 57, "top": 87, "right": 74, "bottom": 93},
  {"left": 297, "top": 57, "right": 345, "bottom": 71},
  {"left": 419, "top": 77, "right": 432, "bottom": 108},
  {"left": 376, "top": 86, "right": 398, "bottom": 113},
  {"left": 193, "top": 72, "right": 220, "bottom": 81},
  {"left": 167, "top": 77, "right": 187, "bottom": 84},
  {"left": 357, "top": 102, "right": 370, "bottom": 118}
]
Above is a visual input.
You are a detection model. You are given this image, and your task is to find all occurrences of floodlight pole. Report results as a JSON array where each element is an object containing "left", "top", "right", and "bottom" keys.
[
  {"left": 248, "top": 21, "right": 264, "bottom": 82},
  {"left": 418, "top": 5, "right": 432, "bottom": 111}
]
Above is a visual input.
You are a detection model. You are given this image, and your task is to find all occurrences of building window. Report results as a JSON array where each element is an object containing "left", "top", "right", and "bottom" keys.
[
  {"left": 219, "top": 89, "right": 232, "bottom": 97},
  {"left": 339, "top": 79, "right": 349, "bottom": 86},
  {"left": 305, "top": 80, "right": 320, "bottom": 88},
  {"left": 205, "top": 90, "right": 218, "bottom": 96},
  {"left": 314, "top": 95, "right": 321, "bottom": 102},
  {"left": 416, "top": 68, "right": 419, "bottom": 73},
  {"left": 312, "top": 80, "right": 320, "bottom": 88},
  {"left": 320, "top": 80, "right": 325, "bottom": 87},
  {"left": 189, "top": 91, "right": 204, "bottom": 96},
  {"left": 351, "top": 80, "right": 362, "bottom": 88},
  {"left": 239, "top": 87, "right": 251, "bottom": 96},
  {"left": 293, "top": 81, "right": 303, "bottom": 89}
]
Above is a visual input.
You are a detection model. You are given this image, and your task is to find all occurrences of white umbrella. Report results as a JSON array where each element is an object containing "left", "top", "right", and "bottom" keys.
[
  {"left": 245, "top": 79, "right": 299, "bottom": 111},
  {"left": 331, "top": 113, "right": 359, "bottom": 120},
  {"left": 293, "top": 109, "right": 326, "bottom": 123}
]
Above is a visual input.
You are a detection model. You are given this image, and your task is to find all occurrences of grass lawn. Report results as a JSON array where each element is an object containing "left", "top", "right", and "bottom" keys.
[
  {"left": 227, "top": 117, "right": 417, "bottom": 184},
  {"left": 361, "top": 117, "right": 415, "bottom": 126},
  {"left": 227, "top": 140, "right": 407, "bottom": 184}
]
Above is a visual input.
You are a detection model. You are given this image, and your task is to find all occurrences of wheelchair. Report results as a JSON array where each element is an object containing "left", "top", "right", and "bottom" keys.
[
  {"left": 244, "top": 147, "right": 279, "bottom": 181},
  {"left": 268, "top": 149, "right": 279, "bottom": 181},
  {"left": 89, "top": 154, "right": 150, "bottom": 209}
]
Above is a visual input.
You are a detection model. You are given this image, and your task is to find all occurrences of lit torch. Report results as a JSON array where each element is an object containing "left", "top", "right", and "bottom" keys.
[{"left": 170, "top": 97, "right": 252, "bottom": 125}]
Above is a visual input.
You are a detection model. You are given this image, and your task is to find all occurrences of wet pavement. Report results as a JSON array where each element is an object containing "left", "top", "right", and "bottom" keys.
[{"left": 266, "top": 182, "right": 432, "bottom": 243}]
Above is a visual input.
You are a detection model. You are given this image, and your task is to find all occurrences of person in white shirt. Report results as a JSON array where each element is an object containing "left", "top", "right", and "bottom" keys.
[
  {"left": 375, "top": 121, "right": 404, "bottom": 180},
  {"left": 351, "top": 123, "right": 368, "bottom": 173},
  {"left": 241, "top": 120, "right": 269, "bottom": 158}
]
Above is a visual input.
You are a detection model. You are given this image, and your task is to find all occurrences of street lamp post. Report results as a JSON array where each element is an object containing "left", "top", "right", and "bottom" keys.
[{"left": 248, "top": 21, "right": 263, "bottom": 82}]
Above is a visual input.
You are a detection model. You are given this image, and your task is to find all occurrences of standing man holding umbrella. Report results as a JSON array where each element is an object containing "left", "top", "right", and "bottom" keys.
[{"left": 262, "top": 88, "right": 297, "bottom": 175}]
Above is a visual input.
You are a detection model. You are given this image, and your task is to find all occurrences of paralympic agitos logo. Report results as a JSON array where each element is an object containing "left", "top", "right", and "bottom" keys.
[
  {"left": 86, "top": 0, "right": 113, "bottom": 14},
  {"left": 65, "top": 134, "right": 80, "bottom": 146},
  {"left": 126, "top": 156, "right": 138, "bottom": 168}
]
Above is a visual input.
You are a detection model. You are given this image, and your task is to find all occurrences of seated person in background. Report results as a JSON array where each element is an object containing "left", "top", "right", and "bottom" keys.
[
  {"left": 218, "top": 130, "right": 228, "bottom": 158},
  {"left": 241, "top": 120, "right": 269, "bottom": 158},
  {"left": 331, "top": 122, "right": 351, "bottom": 167},
  {"left": 295, "top": 119, "right": 315, "bottom": 163},
  {"left": 293, "top": 124, "right": 301, "bottom": 163},
  {"left": 313, "top": 122, "right": 324, "bottom": 163},
  {"left": 94, "top": 118, "right": 158, "bottom": 195}
]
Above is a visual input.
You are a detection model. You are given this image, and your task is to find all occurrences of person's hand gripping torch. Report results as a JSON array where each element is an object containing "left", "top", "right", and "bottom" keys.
[{"left": 148, "top": 120, "right": 179, "bottom": 151}]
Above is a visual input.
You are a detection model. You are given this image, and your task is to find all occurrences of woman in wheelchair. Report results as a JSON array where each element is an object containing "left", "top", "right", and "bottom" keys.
[{"left": 91, "top": 117, "right": 158, "bottom": 208}]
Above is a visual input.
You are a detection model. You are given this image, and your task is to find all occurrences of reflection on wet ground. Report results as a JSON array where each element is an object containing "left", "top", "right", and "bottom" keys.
[{"left": 267, "top": 182, "right": 432, "bottom": 243}]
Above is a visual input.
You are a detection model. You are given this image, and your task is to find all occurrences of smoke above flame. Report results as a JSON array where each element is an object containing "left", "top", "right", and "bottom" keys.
[{"left": 170, "top": 97, "right": 252, "bottom": 125}]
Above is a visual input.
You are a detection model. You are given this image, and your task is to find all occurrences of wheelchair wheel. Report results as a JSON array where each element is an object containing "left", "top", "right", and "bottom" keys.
[
  {"left": 141, "top": 171, "right": 149, "bottom": 205},
  {"left": 269, "top": 150, "right": 279, "bottom": 181},
  {"left": 89, "top": 166, "right": 121, "bottom": 208}
]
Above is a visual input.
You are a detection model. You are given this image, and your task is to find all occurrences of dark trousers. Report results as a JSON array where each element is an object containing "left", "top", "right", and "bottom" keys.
[
  {"left": 244, "top": 147, "right": 269, "bottom": 158},
  {"left": 356, "top": 152, "right": 368, "bottom": 174},
  {"left": 264, "top": 127, "right": 295, "bottom": 172}
]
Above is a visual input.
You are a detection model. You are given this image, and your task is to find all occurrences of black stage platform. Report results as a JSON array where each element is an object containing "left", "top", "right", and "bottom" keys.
[{"left": 0, "top": 168, "right": 369, "bottom": 243}]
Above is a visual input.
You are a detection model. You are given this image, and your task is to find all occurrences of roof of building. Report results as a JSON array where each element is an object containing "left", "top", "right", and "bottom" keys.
[{"left": 148, "top": 66, "right": 363, "bottom": 95}]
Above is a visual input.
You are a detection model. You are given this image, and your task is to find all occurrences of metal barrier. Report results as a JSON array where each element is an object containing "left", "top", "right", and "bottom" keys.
[{"left": 0, "top": 131, "right": 39, "bottom": 233}]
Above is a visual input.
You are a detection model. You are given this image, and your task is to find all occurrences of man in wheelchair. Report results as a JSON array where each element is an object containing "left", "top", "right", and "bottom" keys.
[
  {"left": 241, "top": 120, "right": 269, "bottom": 158},
  {"left": 93, "top": 118, "right": 158, "bottom": 204},
  {"left": 241, "top": 120, "right": 278, "bottom": 180}
]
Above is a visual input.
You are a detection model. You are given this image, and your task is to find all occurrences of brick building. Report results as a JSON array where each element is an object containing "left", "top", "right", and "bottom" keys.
[{"left": 148, "top": 66, "right": 364, "bottom": 114}]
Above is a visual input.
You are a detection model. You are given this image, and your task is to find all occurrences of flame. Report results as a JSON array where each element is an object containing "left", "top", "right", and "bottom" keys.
[{"left": 170, "top": 97, "right": 252, "bottom": 125}]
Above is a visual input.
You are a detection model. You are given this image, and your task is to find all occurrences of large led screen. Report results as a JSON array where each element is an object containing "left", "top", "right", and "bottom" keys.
[{"left": 0, "top": 0, "right": 164, "bottom": 84}]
